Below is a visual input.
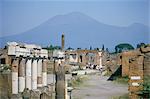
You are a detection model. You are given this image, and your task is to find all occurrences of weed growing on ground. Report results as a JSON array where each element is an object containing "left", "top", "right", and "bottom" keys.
[
  {"left": 70, "top": 75, "right": 88, "bottom": 87},
  {"left": 111, "top": 93, "right": 129, "bottom": 99},
  {"left": 114, "top": 76, "right": 129, "bottom": 85}
]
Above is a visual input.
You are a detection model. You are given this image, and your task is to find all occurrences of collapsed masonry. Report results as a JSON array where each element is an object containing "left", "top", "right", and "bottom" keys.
[
  {"left": 119, "top": 45, "right": 150, "bottom": 78},
  {"left": 0, "top": 40, "right": 106, "bottom": 99},
  {"left": 120, "top": 46, "right": 150, "bottom": 98},
  {"left": 105, "top": 45, "right": 150, "bottom": 98},
  {"left": 0, "top": 42, "right": 52, "bottom": 99},
  {"left": 65, "top": 50, "right": 103, "bottom": 70}
]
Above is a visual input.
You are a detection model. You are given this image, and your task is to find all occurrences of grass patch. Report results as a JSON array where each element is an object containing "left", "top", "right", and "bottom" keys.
[
  {"left": 103, "top": 70, "right": 112, "bottom": 76},
  {"left": 111, "top": 94, "right": 129, "bottom": 99},
  {"left": 70, "top": 75, "right": 88, "bottom": 87},
  {"left": 137, "top": 76, "right": 150, "bottom": 98},
  {"left": 143, "top": 76, "right": 150, "bottom": 91},
  {"left": 114, "top": 76, "right": 129, "bottom": 85}
]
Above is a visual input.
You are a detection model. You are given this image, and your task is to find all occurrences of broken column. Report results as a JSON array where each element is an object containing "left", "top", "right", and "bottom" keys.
[
  {"left": 32, "top": 59, "right": 38, "bottom": 90},
  {"left": 121, "top": 52, "right": 130, "bottom": 77},
  {"left": 42, "top": 59, "right": 47, "bottom": 86},
  {"left": 26, "top": 58, "right": 32, "bottom": 90},
  {"left": 18, "top": 58, "right": 25, "bottom": 92},
  {"left": 94, "top": 53, "right": 99, "bottom": 65},
  {"left": 37, "top": 59, "right": 42, "bottom": 87},
  {"left": 11, "top": 58, "right": 19, "bottom": 94},
  {"left": 99, "top": 52, "right": 103, "bottom": 68},
  {"left": 55, "top": 60, "right": 65, "bottom": 99}
]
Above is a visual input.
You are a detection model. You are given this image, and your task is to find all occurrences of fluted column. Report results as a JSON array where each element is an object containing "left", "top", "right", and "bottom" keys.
[
  {"left": 32, "top": 59, "right": 38, "bottom": 90},
  {"left": 18, "top": 58, "right": 25, "bottom": 92},
  {"left": 26, "top": 59, "right": 32, "bottom": 90},
  {"left": 12, "top": 58, "right": 19, "bottom": 94},
  {"left": 37, "top": 59, "right": 42, "bottom": 87}
]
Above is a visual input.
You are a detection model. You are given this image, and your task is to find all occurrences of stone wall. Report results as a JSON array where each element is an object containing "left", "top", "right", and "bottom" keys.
[
  {"left": 141, "top": 45, "right": 150, "bottom": 76},
  {"left": 0, "top": 72, "right": 12, "bottom": 99},
  {"left": 119, "top": 45, "right": 150, "bottom": 77},
  {"left": 121, "top": 50, "right": 141, "bottom": 77}
]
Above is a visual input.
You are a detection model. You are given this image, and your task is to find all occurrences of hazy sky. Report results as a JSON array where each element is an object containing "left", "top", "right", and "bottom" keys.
[{"left": 0, "top": 0, "right": 149, "bottom": 37}]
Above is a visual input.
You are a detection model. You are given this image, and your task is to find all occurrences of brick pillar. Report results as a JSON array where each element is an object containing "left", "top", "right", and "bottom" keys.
[{"left": 128, "top": 55, "right": 144, "bottom": 98}]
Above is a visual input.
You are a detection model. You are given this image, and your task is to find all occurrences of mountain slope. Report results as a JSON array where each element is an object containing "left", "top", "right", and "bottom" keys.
[{"left": 0, "top": 12, "right": 149, "bottom": 50}]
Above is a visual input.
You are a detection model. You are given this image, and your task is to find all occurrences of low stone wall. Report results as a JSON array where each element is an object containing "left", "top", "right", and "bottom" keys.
[
  {"left": 0, "top": 72, "right": 12, "bottom": 99},
  {"left": 0, "top": 72, "right": 53, "bottom": 99}
]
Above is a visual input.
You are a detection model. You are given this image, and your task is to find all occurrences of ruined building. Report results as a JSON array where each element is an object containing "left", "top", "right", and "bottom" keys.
[
  {"left": 0, "top": 42, "right": 52, "bottom": 99},
  {"left": 105, "top": 45, "right": 150, "bottom": 98},
  {"left": 65, "top": 49, "right": 103, "bottom": 70}
]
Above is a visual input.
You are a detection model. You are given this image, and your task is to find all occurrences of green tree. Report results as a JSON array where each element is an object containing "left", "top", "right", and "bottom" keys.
[
  {"left": 77, "top": 48, "right": 81, "bottom": 50},
  {"left": 102, "top": 44, "right": 105, "bottom": 51},
  {"left": 90, "top": 46, "right": 92, "bottom": 50},
  {"left": 67, "top": 47, "right": 74, "bottom": 50},
  {"left": 137, "top": 43, "right": 145, "bottom": 48},
  {"left": 47, "top": 45, "right": 61, "bottom": 51},
  {"left": 47, "top": 45, "right": 54, "bottom": 50},
  {"left": 115, "top": 43, "right": 134, "bottom": 53},
  {"left": 106, "top": 48, "right": 109, "bottom": 52}
]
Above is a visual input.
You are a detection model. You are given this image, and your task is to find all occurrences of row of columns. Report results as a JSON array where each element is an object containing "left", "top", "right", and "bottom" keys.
[{"left": 11, "top": 58, "right": 48, "bottom": 94}]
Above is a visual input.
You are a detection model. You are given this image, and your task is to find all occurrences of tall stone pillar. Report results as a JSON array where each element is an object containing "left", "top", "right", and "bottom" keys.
[
  {"left": 37, "top": 59, "right": 42, "bottom": 87},
  {"left": 94, "top": 53, "right": 99, "bottom": 65},
  {"left": 32, "top": 59, "right": 38, "bottom": 90},
  {"left": 12, "top": 58, "right": 19, "bottom": 94},
  {"left": 19, "top": 58, "right": 25, "bottom": 92},
  {"left": 99, "top": 52, "right": 102, "bottom": 68},
  {"left": 42, "top": 59, "right": 47, "bottom": 86},
  {"left": 26, "top": 59, "right": 32, "bottom": 90},
  {"left": 100, "top": 57, "right": 102, "bottom": 67},
  {"left": 55, "top": 60, "right": 65, "bottom": 99},
  {"left": 61, "top": 33, "right": 65, "bottom": 50}
]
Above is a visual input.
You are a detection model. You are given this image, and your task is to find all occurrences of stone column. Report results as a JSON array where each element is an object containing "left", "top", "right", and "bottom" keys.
[
  {"left": 26, "top": 59, "right": 32, "bottom": 90},
  {"left": 42, "top": 59, "right": 47, "bottom": 86},
  {"left": 100, "top": 56, "right": 102, "bottom": 67},
  {"left": 99, "top": 52, "right": 102, "bottom": 68},
  {"left": 37, "top": 59, "right": 42, "bottom": 87},
  {"left": 12, "top": 58, "right": 19, "bottom": 94},
  {"left": 32, "top": 59, "right": 38, "bottom": 90},
  {"left": 65, "top": 81, "right": 68, "bottom": 99},
  {"left": 18, "top": 58, "right": 25, "bottom": 92},
  {"left": 61, "top": 33, "right": 65, "bottom": 50},
  {"left": 94, "top": 53, "right": 99, "bottom": 65},
  {"left": 55, "top": 60, "right": 65, "bottom": 99}
]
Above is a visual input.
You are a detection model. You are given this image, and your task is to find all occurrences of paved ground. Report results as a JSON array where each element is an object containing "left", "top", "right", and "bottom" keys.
[
  {"left": 72, "top": 73, "right": 128, "bottom": 99},
  {"left": 47, "top": 69, "right": 98, "bottom": 84}
]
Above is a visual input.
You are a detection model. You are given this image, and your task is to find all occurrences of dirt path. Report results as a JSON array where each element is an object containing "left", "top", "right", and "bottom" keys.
[{"left": 72, "top": 73, "right": 128, "bottom": 99}]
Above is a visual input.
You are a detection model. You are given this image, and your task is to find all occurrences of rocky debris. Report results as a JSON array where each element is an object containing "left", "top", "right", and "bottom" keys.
[{"left": 140, "top": 45, "right": 150, "bottom": 53}]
